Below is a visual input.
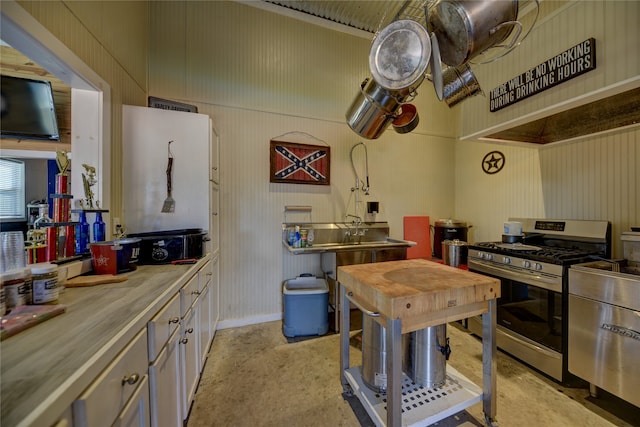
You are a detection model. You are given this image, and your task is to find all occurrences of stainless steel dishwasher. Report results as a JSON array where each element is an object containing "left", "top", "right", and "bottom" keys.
[{"left": 568, "top": 261, "right": 640, "bottom": 407}]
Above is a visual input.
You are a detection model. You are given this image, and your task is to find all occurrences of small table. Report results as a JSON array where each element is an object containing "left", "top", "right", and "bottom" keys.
[{"left": 338, "top": 259, "right": 500, "bottom": 427}]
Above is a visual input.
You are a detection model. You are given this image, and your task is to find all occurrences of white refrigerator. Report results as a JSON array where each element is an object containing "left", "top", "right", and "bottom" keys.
[{"left": 122, "top": 105, "right": 212, "bottom": 242}]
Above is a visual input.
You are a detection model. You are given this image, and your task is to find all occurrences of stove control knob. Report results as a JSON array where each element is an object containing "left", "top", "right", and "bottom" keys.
[
  {"left": 486, "top": 253, "right": 493, "bottom": 261},
  {"left": 503, "top": 257, "right": 511, "bottom": 264},
  {"left": 523, "top": 260, "right": 531, "bottom": 268},
  {"left": 534, "top": 263, "right": 543, "bottom": 271}
]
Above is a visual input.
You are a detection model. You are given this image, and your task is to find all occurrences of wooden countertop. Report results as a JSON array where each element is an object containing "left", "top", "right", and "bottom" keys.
[
  {"left": 0, "top": 256, "right": 211, "bottom": 427},
  {"left": 338, "top": 259, "right": 500, "bottom": 332}
]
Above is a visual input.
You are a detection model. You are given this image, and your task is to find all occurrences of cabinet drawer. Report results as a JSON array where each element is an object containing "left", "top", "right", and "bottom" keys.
[
  {"left": 148, "top": 293, "right": 181, "bottom": 362},
  {"left": 180, "top": 275, "right": 200, "bottom": 316},
  {"left": 73, "top": 329, "right": 148, "bottom": 427},
  {"left": 198, "top": 260, "right": 212, "bottom": 289}
]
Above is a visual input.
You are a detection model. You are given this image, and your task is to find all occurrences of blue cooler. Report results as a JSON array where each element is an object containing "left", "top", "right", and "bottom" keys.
[{"left": 283, "top": 275, "right": 329, "bottom": 337}]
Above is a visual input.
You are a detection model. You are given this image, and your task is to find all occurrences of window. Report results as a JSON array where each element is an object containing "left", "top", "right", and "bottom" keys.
[{"left": 0, "top": 158, "right": 25, "bottom": 221}]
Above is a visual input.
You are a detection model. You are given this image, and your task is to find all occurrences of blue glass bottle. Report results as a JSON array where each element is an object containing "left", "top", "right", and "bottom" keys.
[
  {"left": 76, "top": 211, "right": 90, "bottom": 254},
  {"left": 93, "top": 212, "right": 106, "bottom": 242}
]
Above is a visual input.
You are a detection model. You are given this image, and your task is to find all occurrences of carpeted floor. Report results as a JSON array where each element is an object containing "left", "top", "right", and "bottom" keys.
[{"left": 187, "top": 321, "right": 639, "bottom": 427}]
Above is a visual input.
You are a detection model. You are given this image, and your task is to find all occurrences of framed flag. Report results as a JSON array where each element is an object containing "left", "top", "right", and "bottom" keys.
[{"left": 270, "top": 140, "right": 330, "bottom": 185}]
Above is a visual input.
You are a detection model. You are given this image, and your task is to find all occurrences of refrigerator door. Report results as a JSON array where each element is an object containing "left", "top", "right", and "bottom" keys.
[{"left": 122, "top": 105, "right": 211, "bottom": 236}]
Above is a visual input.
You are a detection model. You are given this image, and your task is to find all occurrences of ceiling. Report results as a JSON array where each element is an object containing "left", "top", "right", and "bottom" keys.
[{"left": 264, "top": 1, "right": 431, "bottom": 34}]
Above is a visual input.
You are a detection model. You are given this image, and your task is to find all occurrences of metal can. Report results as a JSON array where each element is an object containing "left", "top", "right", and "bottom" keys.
[{"left": 31, "top": 263, "right": 59, "bottom": 304}]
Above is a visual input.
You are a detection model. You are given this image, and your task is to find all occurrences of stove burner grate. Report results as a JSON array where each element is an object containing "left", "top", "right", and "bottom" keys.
[{"left": 471, "top": 242, "right": 598, "bottom": 264}]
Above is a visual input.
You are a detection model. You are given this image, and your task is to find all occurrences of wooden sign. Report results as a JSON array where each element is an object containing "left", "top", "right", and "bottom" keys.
[
  {"left": 270, "top": 140, "right": 330, "bottom": 185},
  {"left": 148, "top": 96, "right": 198, "bottom": 113},
  {"left": 490, "top": 38, "right": 596, "bottom": 112}
]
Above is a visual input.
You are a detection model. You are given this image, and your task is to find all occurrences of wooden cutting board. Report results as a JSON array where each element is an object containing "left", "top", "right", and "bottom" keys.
[
  {"left": 65, "top": 275, "right": 128, "bottom": 287},
  {"left": 403, "top": 216, "right": 431, "bottom": 259}
]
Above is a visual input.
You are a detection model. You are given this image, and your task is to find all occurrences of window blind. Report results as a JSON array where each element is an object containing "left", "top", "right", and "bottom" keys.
[{"left": 0, "top": 158, "right": 26, "bottom": 220}]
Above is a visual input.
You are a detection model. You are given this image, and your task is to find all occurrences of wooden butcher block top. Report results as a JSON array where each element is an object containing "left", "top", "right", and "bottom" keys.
[{"left": 338, "top": 259, "right": 500, "bottom": 332}]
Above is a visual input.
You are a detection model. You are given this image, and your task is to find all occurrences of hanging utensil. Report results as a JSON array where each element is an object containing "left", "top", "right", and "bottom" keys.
[
  {"left": 430, "top": 33, "right": 444, "bottom": 101},
  {"left": 161, "top": 140, "right": 175, "bottom": 213}
]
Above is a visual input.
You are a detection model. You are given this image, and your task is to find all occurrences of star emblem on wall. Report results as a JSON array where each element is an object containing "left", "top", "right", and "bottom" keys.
[{"left": 482, "top": 151, "right": 505, "bottom": 175}]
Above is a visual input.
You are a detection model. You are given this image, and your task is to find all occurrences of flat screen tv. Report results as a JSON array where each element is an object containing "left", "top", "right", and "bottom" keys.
[{"left": 1, "top": 75, "right": 60, "bottom": 141}]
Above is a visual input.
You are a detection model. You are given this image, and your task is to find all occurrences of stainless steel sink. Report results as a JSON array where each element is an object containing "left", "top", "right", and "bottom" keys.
[
  {"left": 284, "top": 238, "right": 414, "bottom": 254},
  {"left": 282, "top": 222, "right": 415, "bottom": 254}
]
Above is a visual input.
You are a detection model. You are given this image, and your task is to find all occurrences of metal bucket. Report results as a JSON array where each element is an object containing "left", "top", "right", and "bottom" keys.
[
  {"left": 429, "top": 0, "right": 520, "bottom": 67},
  {"left": 361, "top": 315, "right": 388, "bottom": 393},
  {"left": 442, "top": 64, "right": 484, "bottom": 107},
  {"left": 402, "top": 324, "right": 450, "bottom": 388},
  {"left": 442, "top": 239, "right": 468, "bottom": 267},
  {"left": 346, "top": 77, "right": 413, "bottom": 139}
]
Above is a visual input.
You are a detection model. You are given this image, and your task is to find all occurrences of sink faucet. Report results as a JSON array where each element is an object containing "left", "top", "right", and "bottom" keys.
[{"left": 344, "top": 214, "right": 367, "bottom": 243}]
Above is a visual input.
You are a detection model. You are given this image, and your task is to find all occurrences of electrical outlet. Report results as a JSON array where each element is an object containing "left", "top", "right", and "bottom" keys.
[{"left": 112, "top": 217, "right": 121, "bottom": 235}]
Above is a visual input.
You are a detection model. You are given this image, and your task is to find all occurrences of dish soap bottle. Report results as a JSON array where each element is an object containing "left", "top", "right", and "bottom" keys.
[{"left": 93, "top": 212, "right": 106, "bottom": 242}]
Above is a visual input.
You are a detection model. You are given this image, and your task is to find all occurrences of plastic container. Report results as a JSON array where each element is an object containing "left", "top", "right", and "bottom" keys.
[
  {"left": 89, "top": 238, "right": 141, "bottom": 274},
  {"left": 282, "top": 275, "right": 329, "bottom": 337}
]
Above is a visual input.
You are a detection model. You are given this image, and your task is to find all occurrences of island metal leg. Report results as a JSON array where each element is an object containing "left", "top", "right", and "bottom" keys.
[
  {"left": 340, "top": 282, "right": 351, "bottom": 393},
  {"left": 482, "top": 298, "right": 498, "bottom": 426},
  {"left": 385, "top": 317, "right": 402, "bottom": 427}
]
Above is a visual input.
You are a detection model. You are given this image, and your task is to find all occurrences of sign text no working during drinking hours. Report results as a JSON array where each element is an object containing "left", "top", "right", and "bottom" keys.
[{"left": 490, "top": 38, "right": 596, "bottom": 112}]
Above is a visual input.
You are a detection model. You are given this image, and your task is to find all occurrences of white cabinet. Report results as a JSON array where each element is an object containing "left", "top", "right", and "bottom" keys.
[
  {"left": 180, "top": 306, "right": 199, "bottom": 420},
  {"left": 148, "top": 329, "right": 181, "bottom": 427},
  {"left": 199, "top": 282, "right": 212, "bottom": 367},
  {"left": 147, "top": 293, "right": 181, "bottom": 362},
  {"left": 112, "top": 374, "right": 150, "bottom": 427},
  {"left": 148, "top": 293, "right": 182, "bottom": 427},
  {"left": 50, "top": 407, "right": 73, "bottom": 427},
  {"left": 73, "top": 330, "right": 149, "bottom": 427},
  {"left": 210, "top": 255, "right": 220, "bottom": 334}
]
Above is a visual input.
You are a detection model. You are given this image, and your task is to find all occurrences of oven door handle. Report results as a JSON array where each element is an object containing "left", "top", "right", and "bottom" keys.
[{"left": 470, "top": 261, "right": 562, "bottom": 293}]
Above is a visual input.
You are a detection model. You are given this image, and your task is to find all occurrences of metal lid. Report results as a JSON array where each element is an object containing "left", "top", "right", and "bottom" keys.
[
  {"left": 435, "top": 219, "right": 467, "bottom": 227},
  {"left": 369, "top": 19, "right": 431, "bottom": 91},
  {"left": 30, "top": 263, "right": 57, "bottom": 275},
  {"left": 442, "top": 239, "right": 468, "bottom": 247}
]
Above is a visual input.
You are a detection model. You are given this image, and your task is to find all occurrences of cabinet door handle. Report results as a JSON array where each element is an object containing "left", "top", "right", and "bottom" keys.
[
  {"left": 192, "top": 290, "right": 201, "bottom": 295},
  {"left": 181, "top": 338, "right": 189, "bottom": 344},
  {"left": 169, "top": 317, "right": 180, "bottom": 324},
  {"left": 186, "top": 327, "right": 194, "bottom": 334},
  {"left": 121, "top": 373, "right": 140, "bottom": 386}
]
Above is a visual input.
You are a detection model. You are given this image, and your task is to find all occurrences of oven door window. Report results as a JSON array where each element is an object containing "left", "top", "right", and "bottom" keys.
[{"left": 498, "top": 278, "right": 563, "bottom": 353}]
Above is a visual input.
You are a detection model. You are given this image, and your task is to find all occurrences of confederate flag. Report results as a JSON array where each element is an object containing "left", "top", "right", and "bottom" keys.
[{"left": 270, "top": 140, "right": 331, "bottom": 185}]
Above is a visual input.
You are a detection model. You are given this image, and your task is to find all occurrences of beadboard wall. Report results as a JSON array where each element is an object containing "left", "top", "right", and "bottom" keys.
[
  {"left": 148, "top": 1, "right": 459, "bottom": 327},
  {"left": 460, "top": 0, "right": 640, "bottom": 139}
]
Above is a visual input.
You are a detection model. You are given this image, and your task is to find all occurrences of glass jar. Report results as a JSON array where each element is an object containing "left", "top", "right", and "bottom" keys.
[{"left": 31, "top": 263, "right": 59, "bottom": 305}]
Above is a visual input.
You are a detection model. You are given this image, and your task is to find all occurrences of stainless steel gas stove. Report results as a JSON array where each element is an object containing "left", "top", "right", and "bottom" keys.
[{"left": 467, "top": 218, "right": 611, "bottom": 384}]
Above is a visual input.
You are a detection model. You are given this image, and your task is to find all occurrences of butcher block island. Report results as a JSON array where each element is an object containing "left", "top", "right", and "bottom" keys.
[{"left": 337, "top": 259, "right": 501, "bottom": 427}]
